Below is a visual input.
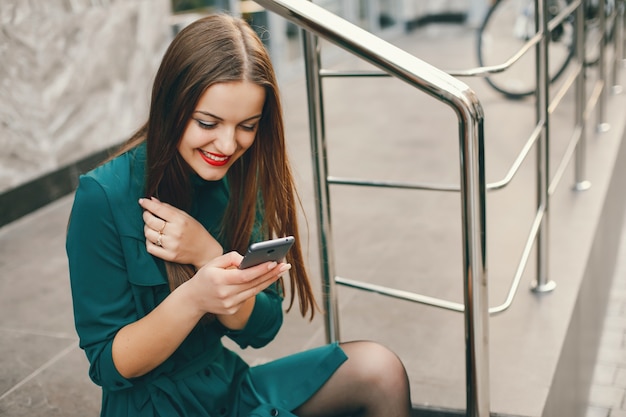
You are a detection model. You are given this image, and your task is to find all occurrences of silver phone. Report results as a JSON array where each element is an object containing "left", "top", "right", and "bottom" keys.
[{"left": 238, "top": 236, "right": 295, "bottom": 269}]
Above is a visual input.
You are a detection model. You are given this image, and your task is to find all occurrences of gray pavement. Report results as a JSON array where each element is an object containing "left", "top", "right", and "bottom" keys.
[
  {"left": 587, "top": 227, "right": 626, "bottom": 417},
  {"left": 1, "top": 22, "right": 625, "bottom": 416}
]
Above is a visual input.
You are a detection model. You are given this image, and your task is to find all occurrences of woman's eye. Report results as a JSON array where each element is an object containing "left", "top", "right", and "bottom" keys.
[
  {"left": 195, "top": 119, "right": 216, "bottom": 129},
  {"left": 240, "top": 124, "right": 256, "bottom": 132}
]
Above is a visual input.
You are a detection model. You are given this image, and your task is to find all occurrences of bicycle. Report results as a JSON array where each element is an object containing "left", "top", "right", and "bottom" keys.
[{"left": 476, "top": 0, "right": 615, "bottom": 99}]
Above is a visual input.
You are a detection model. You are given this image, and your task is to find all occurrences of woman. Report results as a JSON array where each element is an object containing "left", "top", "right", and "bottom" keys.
[{"left": 66, "top": 14, "right": 411, "bottom": 417}]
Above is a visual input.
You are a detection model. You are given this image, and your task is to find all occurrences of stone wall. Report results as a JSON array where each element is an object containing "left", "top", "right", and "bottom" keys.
[{"left": 0, "top": 0, "right": 172, "bottom": 194}]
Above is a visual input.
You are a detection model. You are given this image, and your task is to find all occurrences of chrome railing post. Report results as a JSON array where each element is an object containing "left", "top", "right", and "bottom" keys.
[
  {"left": 612, "top": 0, "right": 625, "bottom": 94},
  {"left": 597, "top": 0, "right": 611, "bottom": 131},
  {"left": 301, "top": 28, "right": 341, "bottom": 343},
  {"left": 458, "top": 109, "right": 490, "bottom": 417},
  {"left": 532, "top": 0, "right": 557, "bottom": 292},
  {"left": 621, "top": 0, "right": 626, "bottom": 65},
  {"left": 575, "top": 0, "right": 592, "bottom": 190}
]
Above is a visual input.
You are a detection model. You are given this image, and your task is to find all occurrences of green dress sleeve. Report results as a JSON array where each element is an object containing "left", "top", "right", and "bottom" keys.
[
  {"left": 224, "top": 284, "right": 284, "bottom": 349},
  {"left": 66, "top": 175, "right": 140, "bottom": 391}
]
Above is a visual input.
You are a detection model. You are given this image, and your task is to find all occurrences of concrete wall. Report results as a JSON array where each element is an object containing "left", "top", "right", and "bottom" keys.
[{"left": 0, "top": 0, "right": 172, "bottom": 194}]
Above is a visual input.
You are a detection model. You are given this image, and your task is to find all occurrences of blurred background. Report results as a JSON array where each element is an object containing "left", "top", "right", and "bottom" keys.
[{"left": 0, "top": 0, "right": 489, "bottom": 227}]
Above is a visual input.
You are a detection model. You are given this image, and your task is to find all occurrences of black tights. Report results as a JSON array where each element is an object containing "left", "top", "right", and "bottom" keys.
[{"left": 293, "top": 341, "right": 411, "bottom": 417}]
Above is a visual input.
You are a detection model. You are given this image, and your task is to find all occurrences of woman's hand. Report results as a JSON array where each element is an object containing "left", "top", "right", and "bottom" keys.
[
  {"left": 111, "top": 251, "right": 289, "bottom": 378},
  {"left": 186, "top": 251, "right": 290, "bottom": 329},
  {"left": 139, "top": 197, "right": 223, "bottom": 269}
]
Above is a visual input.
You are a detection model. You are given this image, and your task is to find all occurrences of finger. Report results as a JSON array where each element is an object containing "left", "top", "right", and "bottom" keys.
[
  {"left": 138, "top": 197, "right": 175, "bottom": 223},
  {"left": 145, "top": 227, "right": 165, "bottom": 247},
  {"left": 205, "top": 251, "right": 245, "bottom": 270},
  {"left": 142, "top": 209, "right": 167, "bottom": 234},
  {"left": 235, "top": 262, "right": 291, "bottom": 288},
  {"left": 232, "top": 268, "right": 287, "bottom": 303},
  {"left": 221, "top": 273, "right": 280, "bottom": 311},
  {"left": 143, "top": 219, "right": 171, "bottom": 247},
  {"left": 233, "top": 260, "right": 280, "bottom": 284},
  {"left": 142, "top": 211, "right": 168, "bottom": 242},
  {"left": 145, "top": 237, "right": 177, "bottom": 264}
]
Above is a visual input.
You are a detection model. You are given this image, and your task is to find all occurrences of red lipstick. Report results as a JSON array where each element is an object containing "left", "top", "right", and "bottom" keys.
[{"left": 199, "top": 150, "right": 230, "bottom": 167}]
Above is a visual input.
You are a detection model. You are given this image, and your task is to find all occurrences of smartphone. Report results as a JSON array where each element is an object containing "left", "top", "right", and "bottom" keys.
[{"left": 238, "top": 236, "right": 295, "bottom": 269}]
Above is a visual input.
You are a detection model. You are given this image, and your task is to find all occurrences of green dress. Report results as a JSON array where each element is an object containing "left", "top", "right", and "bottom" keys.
[{"left": 66, "top": 144, "right": 347, "bottom": 417}]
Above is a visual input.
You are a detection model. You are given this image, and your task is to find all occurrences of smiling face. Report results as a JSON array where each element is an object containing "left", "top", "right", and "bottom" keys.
[{"left": 177, "top": 81, "right": 266, "bottom": 181}]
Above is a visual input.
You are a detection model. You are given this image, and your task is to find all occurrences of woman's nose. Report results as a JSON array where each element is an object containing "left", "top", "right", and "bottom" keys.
[{"left": 215, "top": 127, "right": 237, "bottom": 155}]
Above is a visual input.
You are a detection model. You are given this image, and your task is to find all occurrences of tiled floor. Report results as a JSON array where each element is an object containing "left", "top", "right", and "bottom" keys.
[{"left": 587, "top": 224, "right": 626, "bottom": 417}]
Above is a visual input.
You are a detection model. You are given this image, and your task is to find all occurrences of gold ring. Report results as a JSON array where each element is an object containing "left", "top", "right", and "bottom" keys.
[
  {"left": 159, "top": 221, "right": 167, "bottom": 234},
  {"left": 156, "top": 233, "right": 163, "bottom": 247}
]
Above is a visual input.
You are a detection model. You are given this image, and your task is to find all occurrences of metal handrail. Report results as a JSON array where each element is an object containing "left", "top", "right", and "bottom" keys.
[
  {"left": 252, "top": 0, "right": 624, "bottom": 415},
  {"left": 326, "top": 120, "right": 540, "bottom": 193},
  {"left": 310, "top": 0, "right": 623, "bottom": 307},
  {"left": 252, "top": 1, "right": 490, "bottom": 415},
  {"left": 288, "top": 0, "right": 618, "bottom": 315},
  {"left": 296, "top": 0, "right": 610, "bottom": 196}
]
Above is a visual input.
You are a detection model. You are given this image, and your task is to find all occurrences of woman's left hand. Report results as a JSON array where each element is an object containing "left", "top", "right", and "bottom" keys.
[{"left": 139, "top": 197, "right": 223, "bottom": 269}]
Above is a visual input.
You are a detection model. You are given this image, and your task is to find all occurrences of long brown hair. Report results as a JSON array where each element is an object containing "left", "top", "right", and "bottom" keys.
[{"left": 113, "top": 14, "right": 317, "bottom": 319}]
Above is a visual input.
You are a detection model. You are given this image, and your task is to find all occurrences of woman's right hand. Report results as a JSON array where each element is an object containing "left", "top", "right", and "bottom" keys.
[
  {"left": 112, "top": 251, "right": 289, "bottom": 378},
  {"left": 186, "top": 251, "right": 290, "bottom": 328}
]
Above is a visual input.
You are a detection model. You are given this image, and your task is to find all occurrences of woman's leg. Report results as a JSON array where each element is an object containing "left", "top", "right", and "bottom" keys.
[{"left": 293, "top": 341, "right": 411, "bottom": 417}]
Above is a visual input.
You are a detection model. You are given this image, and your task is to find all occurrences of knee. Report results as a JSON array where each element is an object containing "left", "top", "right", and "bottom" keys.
[{"left": 342, "top": 341, "right": 409, "bottom": 391}]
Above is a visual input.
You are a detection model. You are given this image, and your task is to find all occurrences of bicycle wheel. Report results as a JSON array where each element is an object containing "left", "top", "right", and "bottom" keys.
[{"left": 477, "top": 0, "right": 575, "bottom": 99}]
